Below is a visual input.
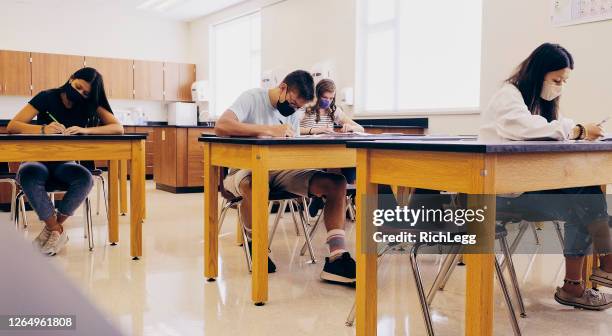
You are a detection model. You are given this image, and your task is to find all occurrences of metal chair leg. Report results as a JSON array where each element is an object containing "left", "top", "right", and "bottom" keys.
[
  {"left": 438, "top": 253, "right": 461, "bottom": 291},
  {"left": 553, "top": 220, "right": 564, "bottom": 249},
  {"left": 409, "top": 244, "right": 435, "bottom": 336},
  {"left": 269, "top": 200, "right": 288, "bottom": 249},
  {"left": 495, "top": 257, "right": 522, "bottom": 336},
  {"left": 499, "top": 234, "right": 527, "bottom": 318},
  {"left": 96, "top": 176, "right": 101, "bottom": 215},
  {"left": 84, "top": 198, "right": 94, "bottom": 251},
  {"left": 288, "top": 200, "right": 300, "bottom": 233},
  {"left": 18, "top": 192, "right": 29, "bottom": 229},
  {"left": 346, "top": 195, "right": 355, "bottom": 221},
  {"left": 300, "top": 210, "right": 324, "bottom": 256},
  {"left": 297, "top": 202, "right": 316, "bottom": 263},
  {"left": 237, "top": 205, "right": 253, "bottom": 273},
  {"left": 427, "top": 246, "right": 461, "bottom": 305},
  {"left": 218, "top": 199, "right": 233, "bottom": 232},
  {"left": 530, "top": 222, "right": 540, "bottom": 245}
]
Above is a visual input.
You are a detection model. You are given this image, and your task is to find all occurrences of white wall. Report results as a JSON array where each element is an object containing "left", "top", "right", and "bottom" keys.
[{"left": 0, "top": 3, "right": 191, "bottom": 121}]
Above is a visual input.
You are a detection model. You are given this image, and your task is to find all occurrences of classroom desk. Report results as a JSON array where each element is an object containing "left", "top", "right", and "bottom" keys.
[
  {"left": 346, "top": 139, "right": 612, "bottom": 336},
  {"left": 0, "top": 134, "right": 147, "bottom": 259},
  {"left": 198, "top": 134, "right": 476, "bottom": 305}
]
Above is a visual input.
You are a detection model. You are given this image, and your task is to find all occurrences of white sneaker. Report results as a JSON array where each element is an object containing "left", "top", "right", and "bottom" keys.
[
  {"left": 33, "top": 227, "right": 52, "bottom": 250},
  {"left": 41, "top": 230, "right": 69, "bottom": 256}
]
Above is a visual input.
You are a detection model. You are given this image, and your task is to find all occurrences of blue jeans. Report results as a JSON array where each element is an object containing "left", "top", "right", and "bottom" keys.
[
  {"left": 497, "top": 186, "right": 610, "bottom": 257},
  {"left": 17, "top": 162, "right": 94, "bottom": 221}
]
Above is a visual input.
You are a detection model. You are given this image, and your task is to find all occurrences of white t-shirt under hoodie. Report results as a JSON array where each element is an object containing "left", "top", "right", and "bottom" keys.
[{"left": 479, "top": 83, "right": 575, "bottom": 142}]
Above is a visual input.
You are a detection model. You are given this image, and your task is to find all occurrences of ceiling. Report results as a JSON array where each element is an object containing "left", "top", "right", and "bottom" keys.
[{"left": 7, "top": 0, "right": 247, "bottom": 22}]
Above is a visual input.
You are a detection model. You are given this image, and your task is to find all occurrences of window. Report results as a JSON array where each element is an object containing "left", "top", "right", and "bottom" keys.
[
  {"left": 356, "top": 0, "right": 482, "bottom": 115},
  {"left": 210, "top": 11, "right": 261, "bottom": 117}
]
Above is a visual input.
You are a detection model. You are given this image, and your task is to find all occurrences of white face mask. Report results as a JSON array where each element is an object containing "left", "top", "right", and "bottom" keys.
[{"left": 541, "top": 82, "right": 563, "bottom": 101}]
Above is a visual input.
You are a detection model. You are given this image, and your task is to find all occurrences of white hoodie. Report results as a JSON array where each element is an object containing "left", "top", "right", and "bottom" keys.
[{"left": 479, "top": 83, "right": 575, "bottom": 142}]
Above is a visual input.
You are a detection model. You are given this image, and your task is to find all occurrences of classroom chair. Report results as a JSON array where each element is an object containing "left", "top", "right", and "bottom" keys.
[
  {"left": 0, "top": 162, "right": 18, "bottom": 228},
  {"left": 217, "top": 168, "right": 317, "bottom": 272},
  {"left": 345, "top": 194, "right": 526, "bottom": 336}
]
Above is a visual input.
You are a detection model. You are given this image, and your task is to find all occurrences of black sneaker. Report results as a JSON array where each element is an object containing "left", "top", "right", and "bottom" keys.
[
  {"left": 321, "top": 252, "right": 356, "bottom": 285},
  {"left": 247, "top": 241, "right": 277, "bottom": 273},
  {"left": 309, "top": 197, "right": 325, "bottom": 218}
]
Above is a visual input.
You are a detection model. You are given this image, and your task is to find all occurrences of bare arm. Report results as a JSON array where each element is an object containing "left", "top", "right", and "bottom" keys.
[
  {"left": 215, "top": 110, "right": 290, "bottom": 137},
  {"left": 339, "top": 113, "right": 365, "bottom": 132},
  {"left": 64, "top": 107, "right": 124, "bottom": 135},
  {"left": 7, "top": 104, "right": 49, "bottom": 134}
]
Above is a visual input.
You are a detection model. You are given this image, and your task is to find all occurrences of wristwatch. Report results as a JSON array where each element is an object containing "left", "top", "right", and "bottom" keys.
[{"left": 41, "top": 124, "right": 46, "bottom": 134}]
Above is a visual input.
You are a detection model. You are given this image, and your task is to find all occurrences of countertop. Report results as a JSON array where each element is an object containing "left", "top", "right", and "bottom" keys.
[{"left": 346, "top": 139, "right": 612, "bottom": 153}]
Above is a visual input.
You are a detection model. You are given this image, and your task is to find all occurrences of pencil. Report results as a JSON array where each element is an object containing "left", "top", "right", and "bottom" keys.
[{"left": 47, "top": 112, "right": 60, "bottom": 124}]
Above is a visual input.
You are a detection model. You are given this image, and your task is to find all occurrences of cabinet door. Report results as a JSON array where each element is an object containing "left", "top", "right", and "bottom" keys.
[
  {"left": 178, "top": 63, "right": 196, "bottom": 102},
  {"left": 187, "top": 128, "right": 204, "bottom": 187},
  {"left": 153, "top": 127, "right": 178, "bottom": 186},
  {"left": 134, "top": 60, "right": 163, "bottom": 101},
  {"left": 110, "top": 58, "right": 134, "bottom": 99},
  {"left": 31, "top": 53, "right": 84, "bottom": 95},
  {"left": 163, "top": 62, "right": 180, "bottom": 102},
  {"left": 84, "top": 56, "right": 113, "bottom": 95},
  {"left": 0, "top": 50, "right": 32, "bottom": 96}
]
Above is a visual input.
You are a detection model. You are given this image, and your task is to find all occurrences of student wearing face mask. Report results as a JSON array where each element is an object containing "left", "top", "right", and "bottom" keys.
[
  {"left": 480, "top": 43, "right": 612, "bottom": 310},
  {"left": 299, "top": 79, "right": 364, "bottom": 135},
  {"left": 215, "top": 70, "right": 357, "bottom": 284},
  {"left": 7, "top": 67, "right": 124, "bottom": 256}
]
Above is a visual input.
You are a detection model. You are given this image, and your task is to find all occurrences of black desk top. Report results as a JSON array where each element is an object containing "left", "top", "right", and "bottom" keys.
[
  {"left": 346, "top": 140, "right": 612, "bottom": 153},
  {"left": 0, "top": 133, "right": 148, "bottom": 141},
  {"left": 198, "top": 134, "right": 475, "bottom": 145}
]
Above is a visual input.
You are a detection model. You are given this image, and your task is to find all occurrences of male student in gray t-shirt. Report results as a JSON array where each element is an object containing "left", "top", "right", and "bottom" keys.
[{"left": 215, "top": 70, "right": 356, "bottom": 284}]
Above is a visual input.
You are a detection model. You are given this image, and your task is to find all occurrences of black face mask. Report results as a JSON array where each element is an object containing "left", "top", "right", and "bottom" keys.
[
  {"left": 277, "top": 91, "right": 296, "bottom": 117},
  {"left": 64, "top": 82, "right": 86, "bottom": 106}
]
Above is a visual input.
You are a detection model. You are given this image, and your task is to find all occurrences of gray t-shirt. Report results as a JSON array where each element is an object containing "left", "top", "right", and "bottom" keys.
[{"left": 228, "top": 88, "right": 300, "bottom": 133}]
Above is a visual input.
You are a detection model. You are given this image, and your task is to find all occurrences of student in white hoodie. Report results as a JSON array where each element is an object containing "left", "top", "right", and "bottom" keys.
[{"left": 480, "top": 43, "right": 612, "bottom": 310}]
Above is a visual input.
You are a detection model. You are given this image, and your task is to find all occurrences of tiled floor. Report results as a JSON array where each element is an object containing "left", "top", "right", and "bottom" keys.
[{"left": 12, "top": 181, "right": 612, "bottom": 335}]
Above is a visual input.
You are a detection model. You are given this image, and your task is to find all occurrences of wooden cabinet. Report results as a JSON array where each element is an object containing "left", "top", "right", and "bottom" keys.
[
  {"left": 0, "top": 50, "right": 32, "bottom": 96},
  {"left": 153, "top": 127, "right": 178, "bottom": 188},
  {"left": 154, "top": 126, "right": 212, "bottom": 193},
  {"left": 179, "top": 63, "right": 196, "bottom": 101},
  {"left": 134, "top": 60, "right": 163, "bottom": 101},
  {"left": 1, "top": 49, "right": 195, "bottom": 103},
  {"left": 187, "top": 128, "right": 204, "bottom": 187},
  {"left": 31, "top": 53, "right": 84, "bottom": 95},
  {"left": 164, "top": 62, "right": 195, "bottom": 102},
  {"left": 85, "top": 56, "right": 133, "bottom": 99}
]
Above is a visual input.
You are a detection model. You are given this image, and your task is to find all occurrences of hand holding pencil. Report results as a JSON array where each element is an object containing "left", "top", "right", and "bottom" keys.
[{"left": 45, "top": 112, "right": 66, "bottom": 134}]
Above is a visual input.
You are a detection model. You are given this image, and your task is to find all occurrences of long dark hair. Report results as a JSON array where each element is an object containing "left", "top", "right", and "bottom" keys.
[
  {"left": 507, "top": 43, "right": 574, "bottom": 122},
  {"left": 305, "top": 79, "right": 337, "bottom": 123},
  {"left": 63, "top": 67, "right": 112, "bottom": 127}
]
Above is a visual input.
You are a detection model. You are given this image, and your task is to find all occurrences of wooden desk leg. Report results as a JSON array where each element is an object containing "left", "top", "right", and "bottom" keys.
[
  {"left": 120, "top": 159, "right": 128, "bottom": 216},
  {"left": 108, "top": 160, "right": 119, "bottom": 245},
  {"left": 356, "top": 149, "right": 378, "bottom": 336},
  {"left": 464, "top": 194, "right": 496, "bottom": 336},
  {"left": 203, "top": 143, "right": 219, "bottom": 280},
  {"left": 252, "top": 146, "right": 269, "bottom": 305},
  {"left": 130, "top": 140, "right": 145, "bottom": 259}
]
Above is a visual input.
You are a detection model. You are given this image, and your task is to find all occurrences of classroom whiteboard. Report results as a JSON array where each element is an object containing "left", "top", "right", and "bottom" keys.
[{"left": 552, "top": 0, "right": 612, "bottom": 26}]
